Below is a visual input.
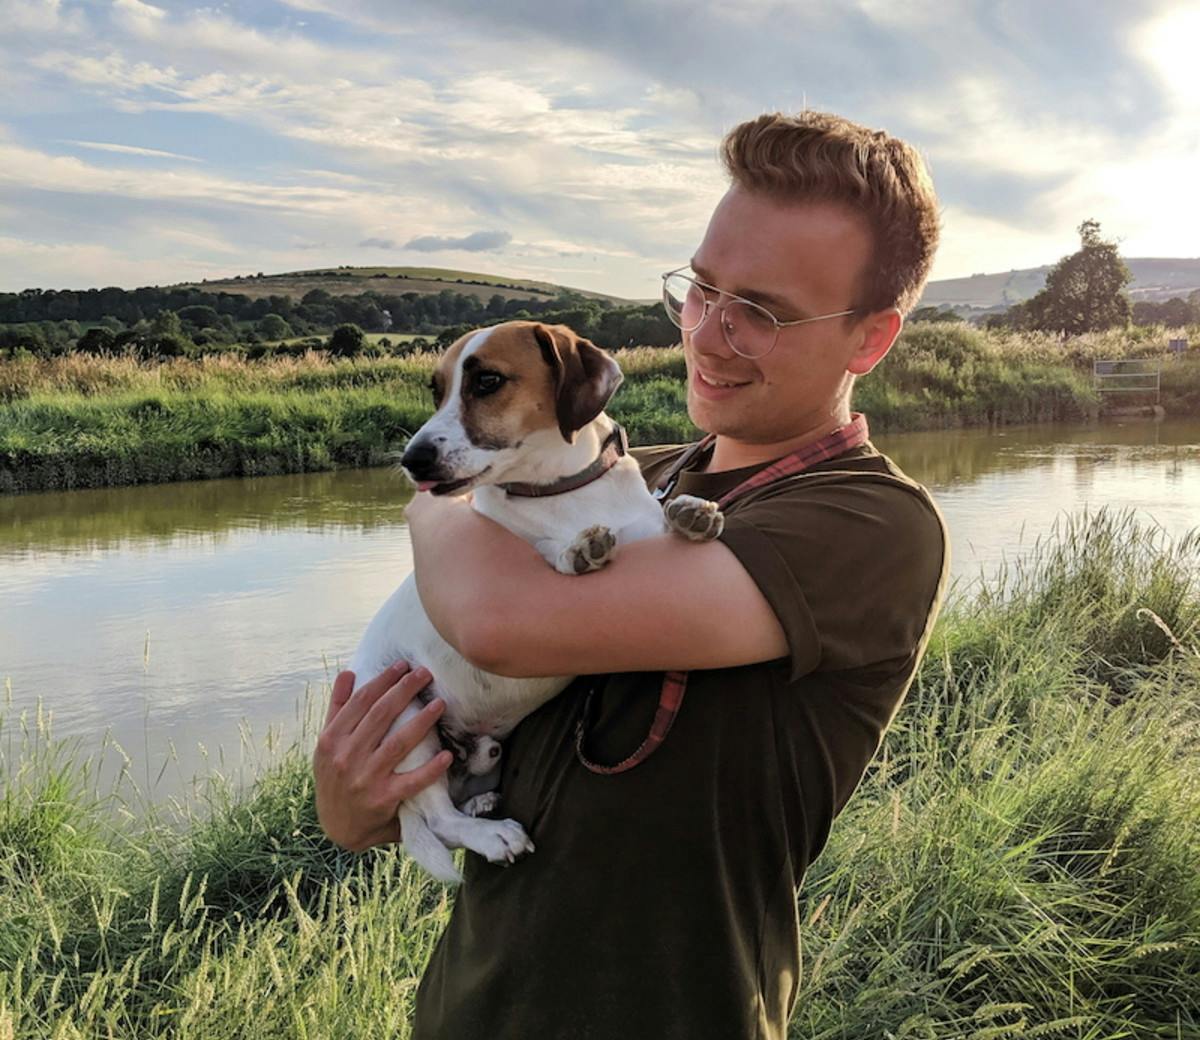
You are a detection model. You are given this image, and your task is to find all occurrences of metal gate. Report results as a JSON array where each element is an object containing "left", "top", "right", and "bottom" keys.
[{"left": 1093, "top": 358, "right": 1161, "bottom": 404}]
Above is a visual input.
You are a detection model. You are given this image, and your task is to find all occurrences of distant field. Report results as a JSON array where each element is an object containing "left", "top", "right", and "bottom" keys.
[{"left": 178, "top": 266, "right": 633, "bottom": 306}]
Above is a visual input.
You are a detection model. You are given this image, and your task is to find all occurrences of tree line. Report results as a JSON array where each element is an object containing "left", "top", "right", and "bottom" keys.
[
  {"left": 0, "top": 284, "right": 563, "bottom": 331},
  {"left": 0, "top": 283, "right": 680, "bottom": 360}
]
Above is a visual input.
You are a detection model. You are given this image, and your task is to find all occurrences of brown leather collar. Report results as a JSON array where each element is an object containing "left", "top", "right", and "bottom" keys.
[{"left": 499, "top": 424, "right": 628, "bottom": 498}]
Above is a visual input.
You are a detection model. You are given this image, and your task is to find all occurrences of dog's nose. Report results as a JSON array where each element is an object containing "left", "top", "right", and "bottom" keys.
[{"left": 401, "top": 438, "right": 440, "bottom": 479}]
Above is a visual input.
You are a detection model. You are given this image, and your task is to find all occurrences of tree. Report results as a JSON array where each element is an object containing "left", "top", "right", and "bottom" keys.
[
  {"left": 1132, "top": 297, "right": 1196, "bottom": 327},
  {"left": 1021, "top": 219, "right": 1132, "bottom": 334},
  {"left": 328, "top": 323, "right": 366, "bottom": 357},
  {"left": 257, "top": 313, "right": 292, "bottom": 341},
  {"left": 151, "top": 309, "right": 183, "bottom": 337},
  {"left": 179, "top": 305, "right": 221, "bottom": 330},
  {"left": 76, "top": 327, "right": 117, "bottom": 355},
  {"left": 909, "top": 305, "right": 965, "bottom": 324},
  {"left": 148, "top": 309, "right": 190, "bottom": 357}
]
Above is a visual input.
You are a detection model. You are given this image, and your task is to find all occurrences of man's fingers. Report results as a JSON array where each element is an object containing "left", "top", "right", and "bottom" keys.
[
  {"left": 387, "top": 748, "right": 453, "bottom": 803},
  {"left": 370, "top": 696, "right": 446, "bottom": 773},
  {"left": 323, "top": 660, "right": 412, "bottom": 739},
  {"left": 356, "top": 667, "right": 434, "bottom": 749},
  {"left": 324, "top": 670, "right": 355, "bottom": 730}
]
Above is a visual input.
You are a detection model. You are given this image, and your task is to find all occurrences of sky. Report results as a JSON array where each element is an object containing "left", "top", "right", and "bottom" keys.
[{"left": 1, "top": 0, "right": 1198, "bottom": 299}]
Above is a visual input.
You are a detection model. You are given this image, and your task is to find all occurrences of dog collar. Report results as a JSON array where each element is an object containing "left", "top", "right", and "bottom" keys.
[{"left": 499, "top": 424, "right": 628, "bottom": 498}]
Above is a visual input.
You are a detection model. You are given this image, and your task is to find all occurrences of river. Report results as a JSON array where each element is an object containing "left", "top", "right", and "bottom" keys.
[{"left": 2, "top": 418, "right": 1198, "bottom": 804}]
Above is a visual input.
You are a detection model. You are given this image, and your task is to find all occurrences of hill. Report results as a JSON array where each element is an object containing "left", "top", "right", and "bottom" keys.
[
  {"left": 921, "top": 258, "right": 1200, "bottom": 311},
  {"left": 177, "top": 266, "right": 637, "bottom": 306}
]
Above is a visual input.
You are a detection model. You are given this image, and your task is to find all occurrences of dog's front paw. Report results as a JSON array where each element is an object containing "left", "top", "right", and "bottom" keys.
[
  {"left": 467, "top": 818, "right": 535, "bottom": 864},
  {"left": 460, "top": 791, "right": 501, "bottom": 818},
  {"left": 665, "top": 494, "right": 724, "bottom": 541},
  {"left": 555, "top": 524, "right": 617, "bottom": 575}
]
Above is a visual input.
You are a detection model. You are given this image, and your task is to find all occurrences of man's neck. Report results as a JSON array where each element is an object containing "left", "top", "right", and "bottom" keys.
[{"left": 706, "top": 411, "right": 853, "bottom": 473}]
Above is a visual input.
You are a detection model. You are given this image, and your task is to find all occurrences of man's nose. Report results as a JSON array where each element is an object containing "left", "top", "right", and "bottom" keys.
[
  {"left": 687, "top": 301, "right": 736, "bottom": 358},
  {"left": 401, "top": 438, "right": 440, "bottom": 478}
]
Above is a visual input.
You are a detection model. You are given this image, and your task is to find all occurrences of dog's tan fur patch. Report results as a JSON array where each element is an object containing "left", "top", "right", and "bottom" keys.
[{"left": 434, "top": 323, "right": 561, "bottom": 450}]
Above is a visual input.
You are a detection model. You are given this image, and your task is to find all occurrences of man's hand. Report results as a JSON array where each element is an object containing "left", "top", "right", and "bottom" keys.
[{"left": 313, "top": 661, "right": 452, "bottom": 852}]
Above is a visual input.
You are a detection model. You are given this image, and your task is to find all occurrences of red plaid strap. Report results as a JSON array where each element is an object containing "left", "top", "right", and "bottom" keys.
[{"left": 576, "top": 413, "right": 870, "bottom": 775}]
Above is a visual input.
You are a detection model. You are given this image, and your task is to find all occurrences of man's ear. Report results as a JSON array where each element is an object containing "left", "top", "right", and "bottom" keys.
[
  {"left": 533, "top": 323, "right": 624, "bottom": 442},
  {"left": 847, "top": 308, "right": 903, "bottom": 376}
]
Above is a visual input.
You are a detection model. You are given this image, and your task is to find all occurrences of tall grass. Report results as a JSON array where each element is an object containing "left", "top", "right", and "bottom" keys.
[
  {"left": 1, "top": 511, "right": 1198, "bottom": 1038},
  {"left": 2, "top": 326, "right": 1197, "bottom": 493}
]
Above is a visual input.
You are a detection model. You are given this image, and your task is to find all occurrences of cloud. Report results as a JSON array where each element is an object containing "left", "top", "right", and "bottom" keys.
[
  {"left": 4, "top": 0, "right": 1198, "bottom": 297},
  {"left": 60, "top": 139, "right": 202, "bottom": 162},
  {"left": 403, "top": 230, "right": 513, "bottom": 252},
  {"left": 0, "top": 0, "right": 86, "bottom": 34}
]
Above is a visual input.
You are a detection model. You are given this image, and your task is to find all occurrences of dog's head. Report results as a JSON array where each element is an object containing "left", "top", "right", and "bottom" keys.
[{"left": 401, "top": 321, "right": 623, "bottom": 495}]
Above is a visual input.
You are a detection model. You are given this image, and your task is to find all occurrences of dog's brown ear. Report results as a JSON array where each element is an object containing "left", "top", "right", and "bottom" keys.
[{"left": 533, "top": 323, "right": 623, "bottom": 442}]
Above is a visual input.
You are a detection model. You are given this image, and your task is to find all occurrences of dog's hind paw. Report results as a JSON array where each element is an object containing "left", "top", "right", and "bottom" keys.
[
  {"left": 460, "top": 791, "right": 501, "bottom": 818},
  {"left": 665, "top": 494, "right": 724, "bottom": 542},
  {"left": 556, "top": 525, "right": 617, "bottom": 575}
]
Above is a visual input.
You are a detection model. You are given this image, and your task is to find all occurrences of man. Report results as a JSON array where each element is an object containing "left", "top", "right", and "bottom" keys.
[{"left": 314, "top": 110, "right": 948, "bottom": 1039}]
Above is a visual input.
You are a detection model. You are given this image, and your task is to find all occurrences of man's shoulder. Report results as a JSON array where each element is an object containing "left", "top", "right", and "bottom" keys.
[
  {"left": 724, "top": 444, "right": 947, "bottom": 595},
  {"left": 739, "top": 444, "right": 940, "bottom": 520}
]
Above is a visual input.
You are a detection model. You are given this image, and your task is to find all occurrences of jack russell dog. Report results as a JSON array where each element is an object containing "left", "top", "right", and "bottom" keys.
[{"left": 349, "top": 320, "right": 723, "bottom": 882}]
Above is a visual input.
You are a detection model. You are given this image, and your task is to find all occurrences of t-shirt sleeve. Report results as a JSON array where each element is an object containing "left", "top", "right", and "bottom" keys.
[
  {"left": 629, "top": 443, "right": 689, "bottom": 490},
  {"left": 716, "top": 476, "right": 947, "bottom": 682}
]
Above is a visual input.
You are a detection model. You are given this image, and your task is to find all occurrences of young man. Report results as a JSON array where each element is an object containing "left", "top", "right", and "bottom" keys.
[{"left": 314, "top": 111, "right": 948, "bottom": 1039}]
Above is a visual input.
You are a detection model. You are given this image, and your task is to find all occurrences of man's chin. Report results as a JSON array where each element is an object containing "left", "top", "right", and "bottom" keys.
[{"left": 687, "top": 393, "right": 751, "bottom": 440}]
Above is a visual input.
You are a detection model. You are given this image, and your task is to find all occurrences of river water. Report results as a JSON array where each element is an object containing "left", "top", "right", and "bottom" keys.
[{"left": 2, "top": 419, "right": 1198, "bottom": 803}]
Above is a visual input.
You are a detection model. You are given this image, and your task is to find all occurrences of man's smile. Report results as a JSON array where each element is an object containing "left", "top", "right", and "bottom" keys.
[{"left": 692, "top": 366, "right": 754, "bottom": 399}]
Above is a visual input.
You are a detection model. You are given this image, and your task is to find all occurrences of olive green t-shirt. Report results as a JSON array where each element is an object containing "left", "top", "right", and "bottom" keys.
[{"left": 413, "top": 440, "right": 948, "bottom": 1040}]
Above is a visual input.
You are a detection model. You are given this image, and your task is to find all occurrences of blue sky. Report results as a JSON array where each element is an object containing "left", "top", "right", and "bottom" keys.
[{"left": 2, "top": 0, "right": 1198, "bottom": 298}]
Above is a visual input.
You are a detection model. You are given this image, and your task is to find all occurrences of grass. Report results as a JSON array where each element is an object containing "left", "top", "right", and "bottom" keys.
[
  {"left": 1, "top": 510, "right": 1197, "bottom": 1038},
  {"left": 1, "top": 325, "right": 1197, "bottom": 493}
]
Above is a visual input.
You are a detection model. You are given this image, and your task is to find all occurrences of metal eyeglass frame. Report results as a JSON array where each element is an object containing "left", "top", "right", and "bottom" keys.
[{"left": 661, "top": 266, "right": 860, "bottom": 358}]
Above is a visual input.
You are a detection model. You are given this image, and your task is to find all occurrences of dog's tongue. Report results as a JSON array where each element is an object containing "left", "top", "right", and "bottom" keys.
[{"left": 415, "top": 481, "right": 438, "bottom": 492}]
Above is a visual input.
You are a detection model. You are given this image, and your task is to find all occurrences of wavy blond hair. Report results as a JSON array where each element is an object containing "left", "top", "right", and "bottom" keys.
[{"left": 721, "top": 111, "right": 940, "bottom": 316}]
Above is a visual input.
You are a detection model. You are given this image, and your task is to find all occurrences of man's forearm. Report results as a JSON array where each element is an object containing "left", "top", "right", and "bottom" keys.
[{"left": 407, "top": 495, "right": 547, "bottom": 666}]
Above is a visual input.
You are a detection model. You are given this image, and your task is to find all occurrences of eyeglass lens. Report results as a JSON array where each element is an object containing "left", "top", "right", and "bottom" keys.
[{"left": 662, "top": 273, "right": 776, "bottom": 358}]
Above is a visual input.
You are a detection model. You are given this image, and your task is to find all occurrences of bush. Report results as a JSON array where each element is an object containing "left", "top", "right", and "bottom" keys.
[{"left": 328, "top": 324, "right": 366, "bottom": 357}]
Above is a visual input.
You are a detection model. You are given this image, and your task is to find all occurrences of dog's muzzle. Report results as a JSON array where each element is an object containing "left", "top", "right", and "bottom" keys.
[{"left": 401, "top": 438, "right": 441, "bottom": 481}]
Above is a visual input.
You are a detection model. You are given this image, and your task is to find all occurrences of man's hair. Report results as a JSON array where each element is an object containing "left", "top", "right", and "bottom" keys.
[{"left": 720, "top": 111, "right": 940, "bottom": 316}]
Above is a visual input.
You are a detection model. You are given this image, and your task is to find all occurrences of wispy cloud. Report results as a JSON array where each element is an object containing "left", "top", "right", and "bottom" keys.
[{"left": 59, "top": 139, "right": 203, "bottom": 162}]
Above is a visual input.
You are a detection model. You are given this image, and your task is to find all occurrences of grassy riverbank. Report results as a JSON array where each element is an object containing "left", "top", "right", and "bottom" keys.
[
  {"left": 1, "top": 324, "right": 1196, "bottom": 493},
  {"left": 2, "top": 511, "right": 1197, "bottom": 1037}
]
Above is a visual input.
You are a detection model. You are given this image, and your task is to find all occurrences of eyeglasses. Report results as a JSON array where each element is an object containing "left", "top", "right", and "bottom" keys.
[{"left": 661, "top": 267, "right": 859, "bottom": 359}]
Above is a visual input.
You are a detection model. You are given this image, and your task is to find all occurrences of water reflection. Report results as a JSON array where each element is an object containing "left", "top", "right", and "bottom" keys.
[
  {"left": 1, "top": 418, "right": 1198, "bottom": 803},
  {"left": 0, "top": 467, "right": 412, "bottom": 555}
]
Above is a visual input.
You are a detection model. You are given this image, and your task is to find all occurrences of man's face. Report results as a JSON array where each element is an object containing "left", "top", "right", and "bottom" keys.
[{"left": 684, "top": 186, "right": 890, "bottom": 446}]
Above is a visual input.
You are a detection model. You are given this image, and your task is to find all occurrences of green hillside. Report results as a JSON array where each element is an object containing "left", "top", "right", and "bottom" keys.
[{"left": 178, "top": 266, "right": 636, "bottom": 306}]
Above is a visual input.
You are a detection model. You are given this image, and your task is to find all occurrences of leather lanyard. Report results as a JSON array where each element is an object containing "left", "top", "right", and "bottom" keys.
[{"left": 574, "top": 414, "right": 870, "bottom": 775}]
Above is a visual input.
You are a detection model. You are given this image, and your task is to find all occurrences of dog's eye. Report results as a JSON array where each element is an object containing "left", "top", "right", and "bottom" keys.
[
  {"left": 428, "top": 376, "right": 443, "bottom": 406},
  {"left": 472, "top": 370, "right": 506, "bottom": 397}
]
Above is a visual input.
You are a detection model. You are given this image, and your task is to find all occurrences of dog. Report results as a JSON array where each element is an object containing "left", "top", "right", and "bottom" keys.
[{"left": 349, "top": 320, "right": 723, "bottom": 882}]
